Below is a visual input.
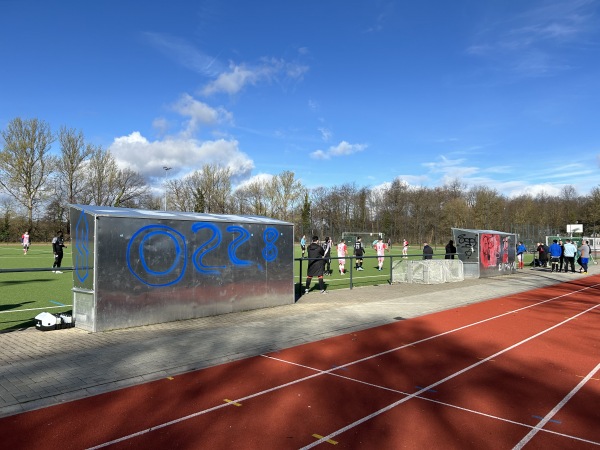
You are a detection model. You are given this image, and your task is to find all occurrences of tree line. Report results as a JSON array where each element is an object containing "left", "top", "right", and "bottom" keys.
[{"left": 2, "top": 117, "right": 599, "bottom": 246}]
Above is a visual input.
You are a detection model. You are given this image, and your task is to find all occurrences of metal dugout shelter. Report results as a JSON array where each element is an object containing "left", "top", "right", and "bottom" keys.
[
  {"left": 451, "top": 228, "right": 517, "bottom": 278},
  {"left": 70, "top": 205, "right": 294, "bottom": 332}
]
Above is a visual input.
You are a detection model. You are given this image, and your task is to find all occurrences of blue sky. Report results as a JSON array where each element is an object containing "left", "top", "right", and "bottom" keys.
[{"left": 1, "top": 0, "right": 599, "bottom": 198}]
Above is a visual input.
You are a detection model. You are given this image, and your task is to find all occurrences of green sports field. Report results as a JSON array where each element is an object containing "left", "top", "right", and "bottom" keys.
[{"left": 0, "top": 243, "right": 74, "bottom": 332}]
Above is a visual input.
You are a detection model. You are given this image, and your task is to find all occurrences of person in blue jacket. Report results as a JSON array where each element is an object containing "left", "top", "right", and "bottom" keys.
[
  {"left": 516, "top": 241, "right": 527, "bottom": 269},
  {"left": 548, "top": 239, "right": 562, "bottom": 272}
]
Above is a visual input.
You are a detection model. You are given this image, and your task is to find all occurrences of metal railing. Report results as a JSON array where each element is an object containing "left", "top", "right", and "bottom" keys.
[{"left": 296, "top": 252, "right": 448, "bottom": 290}]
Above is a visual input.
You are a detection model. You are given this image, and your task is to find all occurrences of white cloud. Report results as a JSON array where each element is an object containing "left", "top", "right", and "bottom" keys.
[
  {"left": 201, "top": 58, "right": 309, "bottom": 96},
  {"left": 318, "top": 127, "right": 332, "bottom": 142},
  {"left": 171, "top": 94, "right": 233, "bottom": 137},
  {"left": 467, "top": 0, "right": 596, "bottom": 77},
  {"left": 152, "top": 117, "right": 169, "bottom": 135},
  {"left": 506, "top": 183, "right": 562, "bottom": 198},
  {"left": 142, "top": 32, "right": 225, "bottom": 77},
  {"left": 108, "top": 132, "right": 254, "bottom": 181},
  {"left": 233, "top": 173, "right": 274, "bottom": 191},
  {"left": 423, "top": 155, "right": 480, "bottom": 178},
  {"left": 310, "top": 141, "right": 367, "bottom": 160}
]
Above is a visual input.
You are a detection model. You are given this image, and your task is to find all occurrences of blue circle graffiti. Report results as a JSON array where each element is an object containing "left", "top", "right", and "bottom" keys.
[
  {"left": 139, "top": 231, "right": 181, "bottom": 275},
  {"left": 127, "top": 225, "right": 187, "bottom": 287}
]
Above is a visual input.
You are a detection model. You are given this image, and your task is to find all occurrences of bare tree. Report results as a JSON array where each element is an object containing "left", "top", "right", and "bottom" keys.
[
  {"left": 83, "top": 145, "right": 118, "bottom": 206},
  {"left": 239, "top": 178, "right": 268, "bottom": 216},
  {"left": 167, "top": 178, "right": 194, "bottom": 212},
  {"left": 0, "top": 117, "right": 56, "bottom": 229},
  {"left": 267, "top": 170, "right": 305, "bottom": 221},
  {"left": 199, "top": 164, "right": 232, "bottom": 213},
  {"left": 166, "top": 164, "right": 232, "bottom": 213},
  {"left": 57, "top": 126, "right": 93, "bottom": 204},
  {"left": 583, "top": 186, "right": 600, "bottom": 236},
  {"left": 113, "top": 168, "right": 149, "bottom": 208}
]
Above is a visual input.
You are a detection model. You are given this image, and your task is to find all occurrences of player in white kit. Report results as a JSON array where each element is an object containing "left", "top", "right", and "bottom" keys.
[
  {"left": 337, "top": 239, "right": 347, "bottom": 274},
  {"left": 374, "top": 238, "right": 388, "bottom": 271}
]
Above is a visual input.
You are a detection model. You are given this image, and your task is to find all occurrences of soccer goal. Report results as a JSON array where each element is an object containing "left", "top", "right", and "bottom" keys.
[{"left": 341, "top": 231, "right": 385, "bottom": 248}]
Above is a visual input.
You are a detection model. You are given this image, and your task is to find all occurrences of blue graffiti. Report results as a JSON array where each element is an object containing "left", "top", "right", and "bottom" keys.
[
  {"left": 127, "top": 225, "right": 187, "bottom": 287},
  {"left": 192, "top": 222, "right": 226, "bottom": 275},
  {"left": 125, "top": 222, "right": 282, "bottom": 287},
  {"left": 75, "top": 210, "right": 90, "bottom": 283},
  {"left": 262, "top": 227, "right": 279, "bottom": 262},
  {"left": 139, "top": 230, "right": 182, "bottom": 275},
  {"left": 227, "top": 225, "right": 253, "bottom": 267}
]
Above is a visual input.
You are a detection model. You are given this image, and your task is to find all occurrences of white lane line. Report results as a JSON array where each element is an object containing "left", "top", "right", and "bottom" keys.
[
  {"left": 513, "top": 362, "right": 600, "bottom": 450},
  {"left": 88, "top": 283, "right": 599, "bottom": 449},
  {"left": 0, "top": 305, "right": 73, "bottom": 314},
  {"left": 300, "top": 302, "right": 600, "bottom": 449},
  {"left": 265, "top": 357, "right": 600, "bottom": 447},
  {"left": 266, "top": 355, "right": 600, "bottom": 447},
  {"left": 293, "top": 282, "right": 600, "bottom": 375}
]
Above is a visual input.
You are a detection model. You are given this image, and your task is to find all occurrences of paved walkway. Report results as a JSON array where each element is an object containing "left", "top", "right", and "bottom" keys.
[{"left": 0, "top": 265, "right": 596, "bottom": 418}]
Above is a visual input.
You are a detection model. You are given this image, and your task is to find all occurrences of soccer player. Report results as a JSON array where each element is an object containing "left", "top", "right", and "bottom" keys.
[
  {"left": 374, "top": 237, "right": 388, "bottom": 271},
  {"left": 354, "top": 237, "right": 365, "bottom": 270},
  {"left": 52, "top": 231, "right": 67, "bottom": 273},
  {"left": 21, "top": 230, "right": 30, "bottom": 255},
  {"left": 337, "top": 239, "right": 348, "bottom": 274},
  {"left": 322, "top": 236, "right": 332, "bottom": 275}
]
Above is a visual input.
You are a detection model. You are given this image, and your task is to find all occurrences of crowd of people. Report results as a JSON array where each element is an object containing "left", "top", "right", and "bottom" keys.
[
  {"left": 301, "top": 235, "right": 460, "bottom": 294},
  {"left": 520, "top": 239, "right": 593, "bottom": 273},
  {"left": 301, "top": 235, "right": 594, "bottom": 295}
]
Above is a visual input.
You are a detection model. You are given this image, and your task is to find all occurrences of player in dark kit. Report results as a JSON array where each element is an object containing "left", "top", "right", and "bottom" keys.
[
  {"left": 322, "top": 236, "right": 332, "bottom": 275},
  {"left": 305, "top": 236, "right": 327, "bottom": 294},
  {"left": 354, "top": 237, "right": 365, "bottom": 270},
  {"left": 52, "top": 231, "right": 67, "bottom": 273}
]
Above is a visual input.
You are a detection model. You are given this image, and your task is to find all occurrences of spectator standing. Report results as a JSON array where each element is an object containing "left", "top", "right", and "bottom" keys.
[
  {"left": 21, "top": 230, "right": 30, "bottom": 255},
  {"left": 548, "top": 239, "right": 562, "bottom": 272},
  {"left": 305, "top": 236, "right": 326, "bottom": 294},
  {"left": 52, "top": 231, "right": 67, "bottom": 273},
  {"left": 537, "top": 242, "right": 548, "bottom": 268},
  {"left": 337, "top": 239, "right": 348, "bottom": 274},
  {"left": 300, "top": 235, "right": 306, "bottom": 258},
  {"left": 423, "top": 242, "right": 434, "bottom": 260},
  {"left": 562, "top": 239, "right": 577, "bottom": 273},
  {"left": 354, "top": 237, "right": 365, "bottom": 270},
  {"left": 387, "top": 237, "right": 392, "bottom": 250},
  {"left": 558, "top": 240, "right": 565, "bottom": 272},
  {"left": 444, "top": 240, "right": 456, "bottom": 259},
  {"left": 516, "top": 241, "right": 527, "bottom": 269},
  {"left": 578, "top": 240, "right": 590, "bottom": 274}
]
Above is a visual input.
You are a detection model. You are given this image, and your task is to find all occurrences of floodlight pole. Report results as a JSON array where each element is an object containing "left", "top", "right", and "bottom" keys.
[{"left": 163, "top": 166, "right": 172, "bottom": 210}]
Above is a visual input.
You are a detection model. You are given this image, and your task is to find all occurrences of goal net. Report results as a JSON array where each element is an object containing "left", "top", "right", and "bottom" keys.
[{"left": 342, "top": 231, "right": 384, "bottom": 249}]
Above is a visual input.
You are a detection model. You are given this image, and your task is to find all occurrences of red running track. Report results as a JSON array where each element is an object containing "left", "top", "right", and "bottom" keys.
[{"left": 0, "top": 277, "right": 599, "bottom": 449}]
